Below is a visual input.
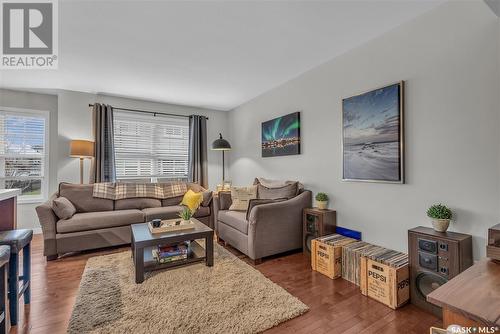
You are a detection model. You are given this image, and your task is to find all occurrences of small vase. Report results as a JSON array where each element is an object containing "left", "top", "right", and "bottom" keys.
[
  {"left": 432, "top": 219, "right": 450, "bottom": 232},
  {"left": 316, "top": 201, "right": 328, "bottom": 210},
  {"left": 182, "top": 219, "right": 191, "bottom": 225}
]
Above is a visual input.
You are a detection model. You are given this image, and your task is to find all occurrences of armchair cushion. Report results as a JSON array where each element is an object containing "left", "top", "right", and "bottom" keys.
[
  {"left": 218, "top": 210, "right": 248, "bottom": 235},
  {"left": 257, "top": 183, "right": 298, "bottom": 200}
]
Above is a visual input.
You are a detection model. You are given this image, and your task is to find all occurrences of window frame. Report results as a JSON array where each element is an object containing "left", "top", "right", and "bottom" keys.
[{"left": 0, "top": 106, "right": 50, "bottom": 204}]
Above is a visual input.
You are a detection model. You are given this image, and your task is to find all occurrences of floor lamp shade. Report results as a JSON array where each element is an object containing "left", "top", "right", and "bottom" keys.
[
  {"left": 212, "top": 133, "right": 231, "bottom": 151},
  {"left": 70, "top": 140, "right": 95, "bottom": 158},
  {"left": 70, "top": 140, "right": 94, "bottom": 184},
  {"left": 211, "top": 134, "right": 231, "bottom": 184}
]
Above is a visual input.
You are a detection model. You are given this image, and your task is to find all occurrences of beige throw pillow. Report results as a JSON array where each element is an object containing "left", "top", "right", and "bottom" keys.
[{"left": 229, "top": 186, "right": 257, "bottom": 211}]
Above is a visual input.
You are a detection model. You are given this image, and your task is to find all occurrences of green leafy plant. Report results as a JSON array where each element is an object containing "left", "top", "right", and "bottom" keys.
[
  {"left": 427, "top": 204, "right": 452, "bottom": 220},
  {"left": 315, "top": 192, "right": 329, "bottom": 201},
  {"left": 178, "top": 207, "right": 193, "bottom": 221}
]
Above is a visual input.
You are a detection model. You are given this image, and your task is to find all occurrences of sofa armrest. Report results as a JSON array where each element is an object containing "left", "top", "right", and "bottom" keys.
[
  {"left": 247, "top": 190, "right": 312, "bottom": 259},
  {"left": 35, "top": 194, "right": 58, "bottom": 257}
]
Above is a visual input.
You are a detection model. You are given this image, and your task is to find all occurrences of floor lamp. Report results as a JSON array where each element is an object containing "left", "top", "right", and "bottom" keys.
[
  {"left": 211, "top": 133, "right": 231, "bottom": 186},
  {"left": 70, "top": 140, "right": 95, "bottom": 184}
]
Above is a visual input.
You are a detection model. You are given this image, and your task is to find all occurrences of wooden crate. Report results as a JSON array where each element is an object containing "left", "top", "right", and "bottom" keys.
[
  {"left": 311, "top": 236, "right": 356, "bottom": 279},
  {"left": 360, "top": 256, "right": 410, "bottom": 309}
]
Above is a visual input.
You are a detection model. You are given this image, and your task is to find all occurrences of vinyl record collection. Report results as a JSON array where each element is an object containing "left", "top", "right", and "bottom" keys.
[{"left": 341, "top": 241, "right": 408, "bottom": 285}]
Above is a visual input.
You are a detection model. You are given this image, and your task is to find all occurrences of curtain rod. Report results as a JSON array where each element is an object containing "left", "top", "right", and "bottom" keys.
[{"left": 88, "top": 104, "right": 208, "bottom": 120}]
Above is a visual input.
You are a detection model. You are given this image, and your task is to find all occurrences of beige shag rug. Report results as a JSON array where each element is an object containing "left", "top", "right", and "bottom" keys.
[{"left": 68, "top": 243, "right": 308, "bottom": 334}]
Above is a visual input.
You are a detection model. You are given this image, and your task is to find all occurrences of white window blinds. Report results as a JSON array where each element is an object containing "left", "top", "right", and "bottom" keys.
[
  {"left": 113, "top": 111, "right": 189, "bottom": 181},
  {"left": 0, "top": 108, "right": 49, "bottom": 202}
]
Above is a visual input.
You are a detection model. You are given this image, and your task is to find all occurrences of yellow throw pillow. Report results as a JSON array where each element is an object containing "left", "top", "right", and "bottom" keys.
[
  {"left": 229, "top": 186, "right": 257, "bottom": 211},
  {"left": 181, "top": 189, "right": 203, "bottom": 212}
]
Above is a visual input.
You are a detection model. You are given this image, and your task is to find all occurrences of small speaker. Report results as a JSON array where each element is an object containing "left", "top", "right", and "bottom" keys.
[{"left": 303, "top": 209, "right": 336, "bottom": 258}]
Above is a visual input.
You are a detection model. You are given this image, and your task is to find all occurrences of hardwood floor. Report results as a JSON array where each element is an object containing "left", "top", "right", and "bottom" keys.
[{"left": 11, "top": 234, "right": 441, "bottom": 333}]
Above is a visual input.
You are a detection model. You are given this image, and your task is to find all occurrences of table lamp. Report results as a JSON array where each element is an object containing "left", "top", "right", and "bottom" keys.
[{"left": 70, "top": 140, "right": 95, "bottom": 184}]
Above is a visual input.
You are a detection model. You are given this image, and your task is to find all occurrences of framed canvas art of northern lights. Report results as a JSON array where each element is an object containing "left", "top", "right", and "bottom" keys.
[{"left": 261, "top": 112, "right": 300, "bottom": 158}]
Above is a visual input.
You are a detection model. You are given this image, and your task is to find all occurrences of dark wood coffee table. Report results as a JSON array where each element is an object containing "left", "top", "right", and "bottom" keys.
[{"left": 131, "top": 218, "right": 214, "bottom": 284}]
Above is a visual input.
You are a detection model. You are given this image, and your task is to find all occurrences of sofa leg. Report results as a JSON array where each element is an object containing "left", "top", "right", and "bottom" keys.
[
  {"left": 46, "top": 255, "right": 58, "bottom": 261},
  {"left": 252, "top": 258, "right": 262, "bottom": 265}
]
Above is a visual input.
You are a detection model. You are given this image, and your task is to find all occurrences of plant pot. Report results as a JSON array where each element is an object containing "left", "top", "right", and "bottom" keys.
[
  {"left": 181, "top": 219, "right": 191, "bottom": 225},
  {"left": 431, "top": 219, "right": 450, "bottom": 232},
  {"left": 316, "top": 200, "right": 328, "bottom": 210}
]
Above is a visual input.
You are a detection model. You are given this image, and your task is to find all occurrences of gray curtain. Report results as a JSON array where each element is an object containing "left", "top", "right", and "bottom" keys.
[
  {"left": 91, "top": 103, "right": 116, "bottom": 183},
  {"left": 188, "top": 115, "right": 208, "bottom": 188}
]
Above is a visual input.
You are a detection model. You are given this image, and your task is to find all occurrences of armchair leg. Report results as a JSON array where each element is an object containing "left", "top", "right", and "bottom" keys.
[
  {"left": 46, "top": 255, "right": 58, "bottom": 261},
  {"left": 252, "top": 258, "right": 262, "bottom": 265}
]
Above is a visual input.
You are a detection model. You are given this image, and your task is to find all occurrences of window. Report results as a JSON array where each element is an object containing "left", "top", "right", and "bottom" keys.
[
  {"left": 0, "top": 108, "right": 49, "bottom": 203},
  {"left": 113, "top": 111, "right": 189, "bottom": 182}
]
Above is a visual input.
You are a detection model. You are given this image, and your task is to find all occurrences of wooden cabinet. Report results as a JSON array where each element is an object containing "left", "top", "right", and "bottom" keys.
[{"left": 302, "top": 208, "right": 336, "bottom": 257}]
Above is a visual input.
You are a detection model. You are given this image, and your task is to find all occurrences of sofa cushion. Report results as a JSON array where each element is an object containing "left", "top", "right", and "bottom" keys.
[
  {"left": 218, "top": 210, "right": 248, "bottom": 235},
  {"left": 194, "top": 206, "right": 210, "bottom": 218},
  {"left": 257, "top": 182, "right": 298, "bottom": 200},
  {"left": 142, "top": 206, "right": 184, "bottom": 221},
  {"left": 57, "top": 209, "right": 144, "bottom": 234},
  {"left": 115, "top": 198, "right": 162, "bottom": 210},
  {"left": 201, "top": 191, "right": 213, "bottom": 207},
  {"left": 161, "top": 195, "right": 183, "bottom": 207},
  {"left": 59, "top": 183, "right": 114, "bottom": 213},
  {"left": 52, "top": 196, "right": 77, "bottom": 219}
]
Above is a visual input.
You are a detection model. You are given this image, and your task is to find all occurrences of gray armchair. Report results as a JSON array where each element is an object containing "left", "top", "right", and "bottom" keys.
[{"left": 215, "top": 190, "right": 312, "bottom": 264}]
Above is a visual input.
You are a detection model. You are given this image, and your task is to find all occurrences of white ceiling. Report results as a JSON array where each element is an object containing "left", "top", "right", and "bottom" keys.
[{"left": 0, "top": 0, "right": 446, "bottom": 111}]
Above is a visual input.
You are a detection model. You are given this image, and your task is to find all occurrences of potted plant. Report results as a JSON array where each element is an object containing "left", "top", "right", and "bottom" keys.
[
  {"left": 178, "top": 207, "right": 193, "bottom": 224},
  {"left": 427, "top": 204, "right": 452, "bottom": 232},
  {"left": 315, "top": 192, "right": 329, "bottom": 210}
]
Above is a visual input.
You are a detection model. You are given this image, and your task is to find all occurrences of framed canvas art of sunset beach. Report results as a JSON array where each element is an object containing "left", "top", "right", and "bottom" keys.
[{"left": 342, "top": 82, "right": 404, "bottom": 183}]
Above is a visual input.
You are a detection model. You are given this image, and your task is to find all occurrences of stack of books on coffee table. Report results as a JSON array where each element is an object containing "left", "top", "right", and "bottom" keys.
[{"left": 152, "top": 242, "right": 190, "bottom": 264}]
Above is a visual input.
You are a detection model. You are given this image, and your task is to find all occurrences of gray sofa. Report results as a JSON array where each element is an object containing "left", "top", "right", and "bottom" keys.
[
  {"left": 214, "top": 187, "right": 311, "bottom": 264},
  {"left": 36, "top": 182, "right": 213, "bottom": 260}
]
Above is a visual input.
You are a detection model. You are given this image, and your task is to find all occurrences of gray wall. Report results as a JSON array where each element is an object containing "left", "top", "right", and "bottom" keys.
[{"left": 227, "top": 1, "right": 500, "bottom": 259}]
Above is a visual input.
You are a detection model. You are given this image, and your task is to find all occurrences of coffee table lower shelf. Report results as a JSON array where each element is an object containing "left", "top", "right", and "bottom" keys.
[{"left": 143, "top": 241, "right": 206, "bottom": 271}]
